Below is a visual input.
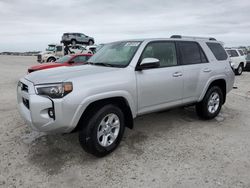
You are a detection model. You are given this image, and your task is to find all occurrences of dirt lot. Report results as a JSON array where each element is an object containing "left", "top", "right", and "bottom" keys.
[{"left": 0, "top": 55, "right": 250, "bottom": 188}]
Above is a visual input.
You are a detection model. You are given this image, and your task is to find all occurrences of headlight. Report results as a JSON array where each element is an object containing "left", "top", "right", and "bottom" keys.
[{"left": 35, "top": 82, "right": 73, "bottom": 98}]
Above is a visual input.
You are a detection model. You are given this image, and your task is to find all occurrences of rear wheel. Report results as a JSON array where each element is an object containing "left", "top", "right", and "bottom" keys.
[
  {"left": 88, "top": 40, "right": 94, "bottom": 45},
  {"left": 71, "top": 39, "right": 76, "bottom": 45},
  {"left": 196, "top": 86, "right": 223, "bottom": 119},
  {"left": 79, "top": 104, "right": 125, "bottom": 157},
  {"left": 235, "top": 64, "right": 243, "bottom": 75}
]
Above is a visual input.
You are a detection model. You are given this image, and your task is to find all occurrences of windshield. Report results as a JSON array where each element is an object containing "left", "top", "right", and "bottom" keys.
[
  {"left": 56, "top": 55, "right": 72, "bottom": 63},
  {"left": 87, "top": 41, "right": 141, "bottom": 67},
  {"left": 46, "top": 45, "right": 56, "bottom": 51}
]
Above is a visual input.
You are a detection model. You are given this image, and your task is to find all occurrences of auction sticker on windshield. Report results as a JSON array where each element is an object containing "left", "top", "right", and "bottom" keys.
[{"left": 124, "top": 42, "right": 140, "bottom": 47}]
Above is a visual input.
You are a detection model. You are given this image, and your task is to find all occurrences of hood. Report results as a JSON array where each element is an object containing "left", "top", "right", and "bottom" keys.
[
  {"left": 29, "top": 62, "right": 65, "bottom": 71},
  {"left": 25, "top": 65, "right": 119, "bottom": 85}
]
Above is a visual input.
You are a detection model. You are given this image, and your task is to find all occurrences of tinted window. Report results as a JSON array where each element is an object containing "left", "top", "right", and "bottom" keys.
[
  {"left": 238, "top": 50, "right": 244, "bottom": 56},
  {"left": 206, "top": 42, "right": 228, "bottom": 60},
  {"left": 141, "top": 42, "right": 177, "bottom": 67},
  {"left": 226, "top": 50, "right": 239, "bottom": 57},
  {"left": 72, "top": 56, "right": 89, "bottom": 63},
  {"left": 178, "top": 42, "right": 207, "bottom": 65},
  {"left": 56, "top": 46, "right": 62, "bottom": 52}
]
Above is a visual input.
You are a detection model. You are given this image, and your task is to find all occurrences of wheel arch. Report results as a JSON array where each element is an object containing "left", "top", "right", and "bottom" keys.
[
  {"left": 72, "top": 96, "right": 134, "bottom": 132},
  {"left": 199, "top": 78, "right": 227, "bottom": 104},
  {"left": 46, "top": 56, "right": 56, "bottom": 62}
]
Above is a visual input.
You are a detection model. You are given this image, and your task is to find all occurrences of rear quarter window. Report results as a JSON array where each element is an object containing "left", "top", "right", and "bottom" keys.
[{"left": 206, "top": 42, "right": 228, "bottom": 61}]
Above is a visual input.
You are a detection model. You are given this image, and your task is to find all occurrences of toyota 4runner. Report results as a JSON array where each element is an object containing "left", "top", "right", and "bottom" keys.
[{"left": 17, "top": 36, "right": 235, "bottom": 157}]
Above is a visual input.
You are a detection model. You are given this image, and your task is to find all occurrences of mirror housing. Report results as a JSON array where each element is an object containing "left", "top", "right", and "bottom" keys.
[
  {"left": 137, "top": 58, "right": 160, "bottom": 70},
  {"left": 68, "top": 60, "right": 74, "bottom": 64}
]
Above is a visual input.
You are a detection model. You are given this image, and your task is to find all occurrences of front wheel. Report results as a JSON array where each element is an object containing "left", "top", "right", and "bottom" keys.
[
  {"left": 196, "top": 86, "right": 223, "bottom": 120},
  {"left": 79, "top": 104, "right": 125, "bottom": 157}
]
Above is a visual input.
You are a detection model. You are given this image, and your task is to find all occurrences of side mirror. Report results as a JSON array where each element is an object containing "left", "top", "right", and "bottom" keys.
[
  {"left": 137, "top": 58, "right": 160, "bottom": 70},
  {"left": 68, "top": 60, "right": 74, "bottom": 64}
]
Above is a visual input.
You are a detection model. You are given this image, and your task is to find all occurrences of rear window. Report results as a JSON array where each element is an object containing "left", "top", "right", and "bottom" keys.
[
  {"left": 226, "top": 50, "right": 239, "bottom": 57},
  {"left": 206, "top": 42, "right": 228, "bottom": 61},
  {"left": 178, "top": 41, "right": 208, "bottom": 65}
]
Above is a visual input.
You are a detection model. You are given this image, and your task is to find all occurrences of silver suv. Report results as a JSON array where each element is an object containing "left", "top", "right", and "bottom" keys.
[
  {"left": 61, "top": 33, "right": 95, "bottom": 45},
  {"left": 17, "top": 36, "right": 235, "bottom": 157}
]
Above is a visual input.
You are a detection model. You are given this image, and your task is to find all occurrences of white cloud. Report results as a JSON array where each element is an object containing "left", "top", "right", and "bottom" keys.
[{"left": 0, "top": 0, "right": 250, "bottom": 51}]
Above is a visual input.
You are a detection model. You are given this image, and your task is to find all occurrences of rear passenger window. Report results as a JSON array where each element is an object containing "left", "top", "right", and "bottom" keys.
[
  {"left": 141, "top": 42, "right": 177, "bottom": 67},
  {"left": 178, "top": 42, "right": 208, "bottom": 65},
  {"left": 206, "top": 42, "right": 228, "bottom": 61}
]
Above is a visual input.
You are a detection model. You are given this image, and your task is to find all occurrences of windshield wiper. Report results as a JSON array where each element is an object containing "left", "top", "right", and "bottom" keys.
[{"left": 91, "top": 62, "right": 124, "bottom": 68}]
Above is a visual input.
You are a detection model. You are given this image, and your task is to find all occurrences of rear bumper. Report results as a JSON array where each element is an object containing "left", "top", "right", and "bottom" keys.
[{"left": 244, "top": 62, "right": 250, "bottom": 71}]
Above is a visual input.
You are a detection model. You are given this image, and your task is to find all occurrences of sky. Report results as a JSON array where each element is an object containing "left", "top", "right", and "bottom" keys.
[{"left": 0, "top": 0, "right": 250, "bottom": 52}]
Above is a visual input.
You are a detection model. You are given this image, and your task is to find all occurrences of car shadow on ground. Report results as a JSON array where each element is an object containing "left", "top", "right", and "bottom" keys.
[{"left": 22, "top": 106, "right": 219, "bottom": 175}]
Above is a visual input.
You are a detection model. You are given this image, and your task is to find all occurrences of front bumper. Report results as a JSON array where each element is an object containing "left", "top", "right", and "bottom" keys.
[
  {"left": 244, "top": 62, "right": 250, "bottom": 71},
  {"left": 17, "top": 78, "right": 77, "bottom": 133}
]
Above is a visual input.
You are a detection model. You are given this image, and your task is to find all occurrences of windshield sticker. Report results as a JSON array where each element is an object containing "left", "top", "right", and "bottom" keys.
[{"left": 124, "top": 42, "right": 140, "bottom": 47}]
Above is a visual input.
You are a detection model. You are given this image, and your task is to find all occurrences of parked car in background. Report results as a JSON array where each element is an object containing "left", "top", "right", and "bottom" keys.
[
  {"left": 85, "top": 45, "right": 98, "bottom": 54},
  {"left": 61, "top": 33, "right": 95, "bottom": 45},
  {"left": 37, "top": 44, "right": 92, "bottom": 63},
  {"left": 226, "top": 48, "right": 246, "bottom": 75},
  {"left": 29, "top": 54, "right": 92, "bottom": 73},
  {"left": 245, "top": 53, "right": 250, "bottom": 71},
  {"left": 18, "top": 36, "right": 235, "bottom": 157}
]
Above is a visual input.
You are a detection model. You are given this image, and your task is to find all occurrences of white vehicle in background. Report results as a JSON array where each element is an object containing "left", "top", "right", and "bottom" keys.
[
  {"left": 226, "top": 48, "right": 246, "bottom": 75},
  {"left": 37, "top": 44, "right": 92, "bottom": 63}
]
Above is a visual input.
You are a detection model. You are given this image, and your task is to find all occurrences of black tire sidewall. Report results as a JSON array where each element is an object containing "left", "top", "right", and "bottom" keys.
[
  {"left": 197, "top": 86, "right": 223, "bottom": 119},
  {"left": 79, "top": 105, "right": 125, "bottom": 157},
  {"left": 47, "top": 57, "right": 55, "bottom": 62},
  {"left": 89, "top": 40, "right": 94, "bottom": 45}
]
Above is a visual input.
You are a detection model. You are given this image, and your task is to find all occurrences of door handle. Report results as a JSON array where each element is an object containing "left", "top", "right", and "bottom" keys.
[
  {"left": 203, "top": 68, "right": 212, "bottom": 73},
  {"left": 172, "top": 72, "right": 183, "bottom": 77}
]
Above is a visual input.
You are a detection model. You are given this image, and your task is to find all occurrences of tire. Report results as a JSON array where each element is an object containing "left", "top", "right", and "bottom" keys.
[
  {"left": 47, "top": 57, "right": 56, "bottom": 62},
  {"left": 196, "top": 86, "right": 223, "bottom": 120},
  {"left": 71, "top": 39, "right": 76, "bottom": 45},
  {"left": 88, "top": 40, "right": 94, "bottom": 45},
  {"left": 79, "top": 104, "right": 125, "bottom": 157},
  {"left": 235, "top": 64, "right": 243, "bottom": 75}
]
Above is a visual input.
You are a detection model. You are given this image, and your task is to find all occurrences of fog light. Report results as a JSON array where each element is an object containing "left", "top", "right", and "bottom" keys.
[{"left": 48, "top": 108, "right": 55, "bottom": 119}]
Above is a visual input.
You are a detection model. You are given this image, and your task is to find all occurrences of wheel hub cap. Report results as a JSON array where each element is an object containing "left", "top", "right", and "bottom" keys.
[
  {"left": 207, "top": 92, "right": 220, "bottom": 114},
  {"left": 97, "top": 113, "right": 120, "bottom": 147}
]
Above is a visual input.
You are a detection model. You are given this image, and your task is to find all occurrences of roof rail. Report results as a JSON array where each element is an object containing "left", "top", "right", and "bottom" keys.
[{"left": 170, "top": 35, "right": 217, "bottom": 41}]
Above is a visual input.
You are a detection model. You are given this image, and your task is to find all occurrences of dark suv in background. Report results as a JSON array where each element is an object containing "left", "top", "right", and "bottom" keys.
[{"left": 61, "top": 33, "right": 95, "bottom": 45}]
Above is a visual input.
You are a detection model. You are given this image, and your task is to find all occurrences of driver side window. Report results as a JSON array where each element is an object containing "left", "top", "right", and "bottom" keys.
[{"left": 141, "top": 42, "right": 177, "bottom": 67}]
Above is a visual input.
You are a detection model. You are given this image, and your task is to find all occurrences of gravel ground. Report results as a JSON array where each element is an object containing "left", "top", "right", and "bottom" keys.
[{"left": 0, "top": 55, "right": 250, "bottom": 188}]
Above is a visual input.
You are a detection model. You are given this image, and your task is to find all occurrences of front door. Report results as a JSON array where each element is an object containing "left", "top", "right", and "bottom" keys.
[{"left": 136, "top": 41, "right": 183, "bottom": 115}]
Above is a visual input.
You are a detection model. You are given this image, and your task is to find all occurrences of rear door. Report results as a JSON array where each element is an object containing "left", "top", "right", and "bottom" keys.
[
  {"left": 136, "top": 41, "right": 183, "bottom": 114},
  {"left": 177, "top": 41, "right": 211, "bottom": 103}
]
